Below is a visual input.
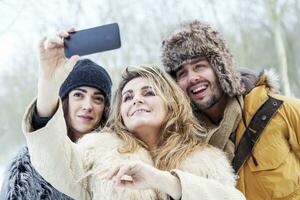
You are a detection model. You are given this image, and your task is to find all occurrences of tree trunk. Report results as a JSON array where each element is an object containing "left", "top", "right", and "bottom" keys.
[
  {"left": 265, "top": 0, "right": 291, "bottom": 96},
  {"left": 273, "top": 23, "right": 290, "bottom": 96}
]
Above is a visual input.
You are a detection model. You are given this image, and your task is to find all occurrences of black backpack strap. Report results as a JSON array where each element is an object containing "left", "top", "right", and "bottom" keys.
[{"left": 232, "top": 95, "right": 283, "bottom": 173}]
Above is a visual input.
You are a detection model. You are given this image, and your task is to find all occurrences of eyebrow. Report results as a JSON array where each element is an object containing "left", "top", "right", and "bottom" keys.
[
  {"left": 122, "top": 85, "right": 153, "bottom": 96},
  {"left": 176, "top": 57, "right": 207, "bottom": 74},
  {"left": 73, "top": 88, "right": 103, "bottom": 95},
  {"left": 189, "top": 57, "right": 207, "bottom": 65}
]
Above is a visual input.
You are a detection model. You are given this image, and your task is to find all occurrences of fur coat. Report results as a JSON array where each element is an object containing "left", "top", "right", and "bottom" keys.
[
  {"left": 0, "top": 146, "right": 73, "bottom": 200},
  {"left": 22, "top": 100, "right": 246, "bottom": 200}
]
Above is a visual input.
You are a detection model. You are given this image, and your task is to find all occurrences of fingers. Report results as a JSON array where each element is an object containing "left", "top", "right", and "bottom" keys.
[
  {"left": 38, "top": 36, "right": 47, "bottom": 53},
  {"left": 115, "top": 164, "right": 135, "bottom": 185},
  {"left": 57, "top": 27, "right": 76, "bottom": 38},
  {"left": 105, "top": 163, "right": 136, "bottom": 184},
  {"left": 105, "top": 165, "right": 121, "bottom": 180},
  {"left": 62, "top": 55, "right": 80, "bottom": 74},
  {"left": 68, "top": 55, "right": 80, "bottom": 66},
  {"left": 57, "top": 31, "right": 69, "bottom": 38},
  {"left": 45, "top": 36, "right": 64, "bottom": 49},
  {"left": 40, "top": 27, "right": 76, "bottom": 52},
  {"left": 67, "top": 27, "right": 76, "bottom": 33},
  {"left": 117, "top": 179, "right": 135, "bottom": 188}
]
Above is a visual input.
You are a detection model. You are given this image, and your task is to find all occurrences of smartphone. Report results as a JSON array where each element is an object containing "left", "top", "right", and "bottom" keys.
[{"left": 64, "top": 23, "right": 121, "bottom": 58}]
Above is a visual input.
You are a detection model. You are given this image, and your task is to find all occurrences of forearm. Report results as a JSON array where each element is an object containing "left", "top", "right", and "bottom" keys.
[
  {"left": 36, "top": 79, "right": 60, "bottom": 117},
  {"left": 157, "top": 171, "right": 182, "bottom": 200},
  {"left": 171, "top": 170, "right": 245, "bottom": 200}
]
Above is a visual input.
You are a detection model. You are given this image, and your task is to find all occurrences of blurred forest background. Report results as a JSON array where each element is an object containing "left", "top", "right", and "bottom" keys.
[{"left": 0, "top": 0, "right": 299, "bottom": 184}]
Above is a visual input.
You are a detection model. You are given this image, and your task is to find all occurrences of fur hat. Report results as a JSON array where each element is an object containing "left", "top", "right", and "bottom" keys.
[
  {"left": 161, "top": 20, "right": 245, "bottom": 97},
  {"left": 59, "top": 59, "right": 112, "bottom": 103}
]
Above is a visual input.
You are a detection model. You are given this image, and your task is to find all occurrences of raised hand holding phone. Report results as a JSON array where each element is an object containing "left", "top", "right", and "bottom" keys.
[
  {"left": 64, "top": 23, "right": 121, "bottom": 58},
  {"left": 36, "top": 23, "right": 121, "bottom": 118},
  {"left": 37, "top": 28, "right": 80, "bottom": 118}
]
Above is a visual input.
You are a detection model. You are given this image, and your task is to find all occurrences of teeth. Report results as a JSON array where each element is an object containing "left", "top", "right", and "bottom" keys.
[
  {"left": 191, "top": 85, "right": 208, "bottom": 94},
  {"left": 137, "top": 109, "right": 147, "bottom": 112},
  {"left": 132, "top": 109, "right": 149, "bottom": 115}
]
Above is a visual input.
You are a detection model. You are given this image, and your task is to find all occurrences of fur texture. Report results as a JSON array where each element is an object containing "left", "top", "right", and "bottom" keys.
[
  {"left": 161, "top": 20, "right": 245, "bottom": 97},
  {"left": 257, "top": 69, "right": 280, "bottom": 94},
  {"left": 72, "top": 132, "right": 237, "bottom": 199},
  {"left": 22, "top": 100, "right": 243, "bottom": 200},
  {"left": 0, "top": 146, "right": 73, "bottom": 200}
]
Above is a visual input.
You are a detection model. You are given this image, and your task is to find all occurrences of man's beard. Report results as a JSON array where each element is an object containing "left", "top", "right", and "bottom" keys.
[{"left": 193, "top": 86, "right": 224, "bottom": 111}]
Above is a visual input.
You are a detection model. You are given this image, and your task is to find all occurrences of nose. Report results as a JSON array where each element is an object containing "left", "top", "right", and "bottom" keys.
[
  {"left": 82, "top": 98, "right": 93, "bottom": 112},
  {"left": 187, "top": 70, "right": 200, "bottom": 85},
  {"left": 133, "top": 94, "right": 144, "bottom": 105}
]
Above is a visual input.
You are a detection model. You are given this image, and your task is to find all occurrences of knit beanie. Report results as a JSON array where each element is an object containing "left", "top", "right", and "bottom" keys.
[
  {"left": 161, "top": 20, "right": 245, "bottom": 97},
  {"left": 59, "top": 59, "right": 112, "bottom": 103}
]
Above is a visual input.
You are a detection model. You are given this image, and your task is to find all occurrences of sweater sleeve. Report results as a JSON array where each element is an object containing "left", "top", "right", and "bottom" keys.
[
  {"left": 22, "top": 99, "right": 91, "bottom": 200},
  {"left": 171, "top": 170, "right": 245, "bottom": 200},
  {"left": 171, "top": 146, "right": 245, "bottom": 200},
  {"left": 32, "top": 106, "right": 52, "bottom": 130}
]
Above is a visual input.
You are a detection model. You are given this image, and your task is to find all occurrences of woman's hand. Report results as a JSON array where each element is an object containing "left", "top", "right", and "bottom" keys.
[
  {"left": 38, "top": 28, "right": 79, "bottom": 84},
  {"left": 105, "top": 161, "right": 182, "bottom": 199},
  {"left": 36, "top": 28, "right": 80, "bottom": 117}
]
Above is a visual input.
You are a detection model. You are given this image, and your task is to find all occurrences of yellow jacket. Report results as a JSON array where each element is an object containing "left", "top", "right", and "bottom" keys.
[{"left": 236, "top": 74, "right": 300, "bottom": 200}]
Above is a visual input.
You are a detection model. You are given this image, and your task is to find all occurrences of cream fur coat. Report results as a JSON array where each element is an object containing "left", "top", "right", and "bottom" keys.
[{"left": 23, "top": 101, "right": 245, "bottom": 200}]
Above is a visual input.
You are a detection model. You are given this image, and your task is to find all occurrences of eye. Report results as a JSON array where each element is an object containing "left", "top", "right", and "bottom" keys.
[
  {"left": 144, "top": 89, "right": 156, "bottom": 96},
  {"left": 176, "top": 70, "right": 186, "bottom": 80},
  {"left": 195, "top": 64, "right": 205, "bottom": 71},
  {"left": 73, "top": 92, "right": 83, "bottom": 98},
  {"left": 122, "top": 94, "right": 133, "bottom": 102},
  {"left": 94, "top": 95, "right": 105, "bottom": 104}
]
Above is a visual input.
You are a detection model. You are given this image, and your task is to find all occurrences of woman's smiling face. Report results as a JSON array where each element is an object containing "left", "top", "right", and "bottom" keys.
[{"left": 120, "top": 77, "right": 167, "bottom": 137}]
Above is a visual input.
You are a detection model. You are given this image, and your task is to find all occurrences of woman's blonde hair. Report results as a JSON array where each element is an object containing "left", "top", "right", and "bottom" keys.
[{"left": 104, "top": 66, "right": 207, "bottom": 170}]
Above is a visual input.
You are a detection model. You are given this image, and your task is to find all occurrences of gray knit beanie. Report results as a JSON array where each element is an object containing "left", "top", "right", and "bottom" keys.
[
  {"left": 59, "top": 59, "right": 112, "bottom": 103},
  {"left": 161, "top": 20, "right": 245, "bottom": 97}
]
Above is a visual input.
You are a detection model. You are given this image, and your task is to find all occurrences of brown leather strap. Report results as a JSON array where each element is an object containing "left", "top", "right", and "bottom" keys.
[{"left": 232, "top": 96, "right": 283, "bottom": 173}]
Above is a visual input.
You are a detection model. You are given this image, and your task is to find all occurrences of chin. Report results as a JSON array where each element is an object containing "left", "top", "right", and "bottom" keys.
[
  {"left": 77, "top": 126, "right": 93, "bottom": 134},
  {"left": 128, "top": 122, "right": 151, "bottom": 131}
]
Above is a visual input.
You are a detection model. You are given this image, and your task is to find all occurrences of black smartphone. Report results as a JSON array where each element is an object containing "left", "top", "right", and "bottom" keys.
[{"left": 64, "top": 23, "right": 121, "bottom": 58}]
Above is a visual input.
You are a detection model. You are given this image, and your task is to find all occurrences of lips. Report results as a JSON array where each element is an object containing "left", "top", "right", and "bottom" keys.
[
  {"left": 130, "top": 108, "right": 150, "bottom": 116},
  {"left": 188, "top": 81, "right": 209, "bottom": 98},
  {"left": 191, "top": 84, "right": 208, "bottom": 94},
  {"left": 78, "top": 115, "right": 94, "bottom": 120}
]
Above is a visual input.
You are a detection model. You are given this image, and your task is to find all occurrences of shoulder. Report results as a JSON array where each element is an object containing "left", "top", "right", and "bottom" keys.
[
  {"left": 77, "top": 131, "right": 122, "bottom": 150},
  {"left": 239, "top": 68, "right": 258, "bottom": 94},
  {"left": 76, "top": 131, "right": 125, "bottom": 167},
  {"left": 245, "top": 69, "right": 279, "bottom": 99},
  {"left": 246, "top": 73, "right": 300, "bottom": 122},
  {"left": 181, "top": 145, "right": 236, "bottom": 186},
  {"left": 75, "top": 132, "right": 153, "bottom": 181},
  {"left": 271, "top": 93, "right": 300, "bottom": 108},
  {"left": 183, "top": 145, "right": 227, "bottom": 164},
  {"left": 257, "top": 69, "right": 280, "bottom": 94},
  {"left": 270, "top": 94, "right": 300, "bottom": 126}
]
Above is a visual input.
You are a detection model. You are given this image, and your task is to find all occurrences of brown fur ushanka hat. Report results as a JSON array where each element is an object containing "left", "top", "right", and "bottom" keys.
[{"left": 161, "top": 20, "right": 245, "bottom": 97}]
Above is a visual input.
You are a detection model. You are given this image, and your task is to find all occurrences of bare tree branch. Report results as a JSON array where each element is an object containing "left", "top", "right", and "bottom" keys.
[{"left": 0, "top": 0, "right": 27, "bottom": 35}]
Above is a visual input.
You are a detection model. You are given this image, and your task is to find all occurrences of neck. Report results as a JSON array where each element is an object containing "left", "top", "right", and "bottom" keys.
[
  {"left": 204, "top": 94, "right": 228, "bottom": 124},
  {"left": 134, "top": 127, "right": 160, "bottom": 151},
  {"left": 69, "top": 129, "right": 85, "bottom": 142}
]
